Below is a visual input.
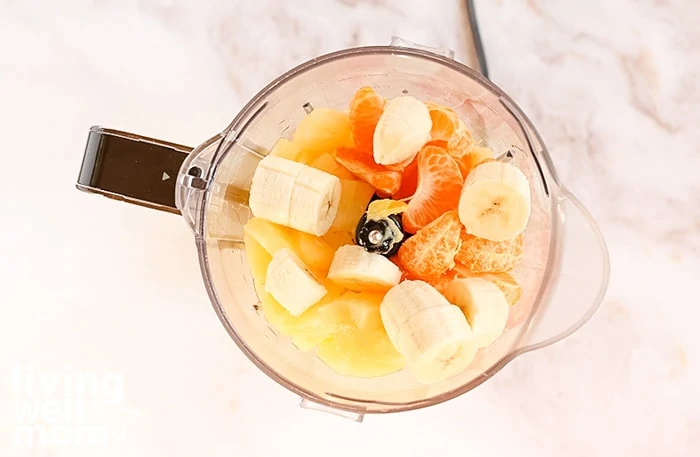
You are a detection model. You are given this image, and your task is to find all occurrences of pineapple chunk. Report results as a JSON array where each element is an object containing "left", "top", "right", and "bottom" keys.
[
  {"left": 269, "top": 138, "right": 303, "bottom": 161},
  {"left": 322, "top": 230, "right": 355, "bottom": 250},
  {"left": 259, "top": 280, "right": 347, "bottom": 351},
  {"left": 293, "top": 108, "right": 354, "bottom": 162},
  {"left": 316, "top": 291, "right": 406, "bottom": 377},
  {"left": 244, "top": 217, "right": 335, "bottom": 274},
  {"left": 309, "top": 153, "right": 356, "bottom": 180},
  {"left": 331, "top": 179, "right": 375, "bottom": 233},
  {"left": 243, "top": 233, "right": 272, "bottom": 297}
]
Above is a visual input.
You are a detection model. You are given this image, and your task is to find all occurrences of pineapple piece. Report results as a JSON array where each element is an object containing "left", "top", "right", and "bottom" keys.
[
  {"left": 331, "top": 179, "right": 375, "bottom": 233},
  {"left": 259, "top": 280, "right": 347, "bottom": 351},
  {"left": 468, "top": 145, "right": 495, "bottom": 168},
  {"left": 316, "top": 291, "right": 406, "bottom": 378},
  {"left": 309, "top": 153, "right": 356, "bottom": 180},
  {"left": 293, "top": 108, "right": 355, "bottom": 162},
  {"left": 322, "top": 230, "right": 355, "bottom": 250},
  {"left": 244, "top": 217, "right": 335, "bottom": 274},
  {"left": 243, "top": 233, "right": 272, "bottom": 297},
  {"left": 287, "top": 229, "right": 336, "bottom": 276},
  {"left": 269, "top": 138, "right": 303, "bottom": 161}
]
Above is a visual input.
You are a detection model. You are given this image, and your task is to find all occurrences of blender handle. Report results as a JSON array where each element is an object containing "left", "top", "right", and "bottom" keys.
[
  {"left": 391, "top": 0, "right": 489, "bottom": 77},
  {"left": 76, "top": 126, "right": 194, "bottom": 215},
  {"left": 517, "top": 188, "right": 611, "bottom": 352},
  {"left": 464, "top": 0, "right": 490, "bottom": 78}
]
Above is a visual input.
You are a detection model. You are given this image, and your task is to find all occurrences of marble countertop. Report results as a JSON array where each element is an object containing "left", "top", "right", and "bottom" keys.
[{"left": 0, "top": 0, "right": 697, "bottom": 455}]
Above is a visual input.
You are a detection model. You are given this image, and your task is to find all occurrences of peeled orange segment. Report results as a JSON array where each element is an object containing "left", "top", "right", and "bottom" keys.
[
  {"left": 384, "top": 156, "right": 413, "bottom": 172},
  {"left": 446, "top": 118, "right": 474, "bottom": 164},
  {"left": 316, "top": 291, "right": 406, "bottom": 377},
  {"left": 455, "top": 232, "right": 525, "bottom": 273},
  {"left": 479, "top": 271, "right": 522, "bottom": 306},
  {"left": 402, "top": 144, "right": 463, "bottom": 233},
  {"left": 309, "top": 153, "right": 356, "bottom": 180},
  {"left": 459, "top": 145, "right": 495, "bottom": 179},
  {"left": 445, "top": 263, "right": 522, "bottom": 306},
  {"left": 392, "top": 157, "right": 419, "bottom": 200},
  {"left": 469, "top": 146, "right": 495, "bottom": 166},
  {"left": 349, "top": 86, "right": 385, "bottom": 153},
  {"left": 269, "top": 138, "right": 303, "bottom": 162},
  {"left": 293, "top": 108, "right": 355, "bottom": 162},
  {"left": 335, "top": 147, "right": 402, "bottom": 195},
  {"left": 426, "top": 102, "right": 460, "bottom": 142},
  {"left": 397, "top": 210, "right": 462, "bottom": 280},
  {"left": 425, "top": 102, "right": 474, "bottom": 175}
]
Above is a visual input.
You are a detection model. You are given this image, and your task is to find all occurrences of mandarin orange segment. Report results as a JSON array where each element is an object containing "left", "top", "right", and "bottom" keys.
[
  {"left": 425, "top": 102, "right": 474, "bottom": 172},
  {"left": 424, "top": 269, "right": 456, "bottom": 294},
  {"left": 397, "top": 210, "right": 462, "bottom": 280},
  {"left": 448, "top": 127, "right": 474, "bottom": 179},
  {"left": 481, "top": 272, "right": 523, "bottom": 306},
  {"left": 459, "top": 145, "right": 495, "bottom": 178},
  {"left": 402, "top": 144, "right": 463, "bottom": 233},
  {"left": 448, "top": 263, "right": 522, "bottom": 306},
  {"left": 349, "top": 86, "right": 385, "bottom": 153},
  {"left": 426, "top": 102, "right": 460, "bottom": 142},
  {"left": 335, "top": 147, "right": 402, "bottom": 195},
  {"left": 455, "top": 232, "right": 524, "bottom": 273},
  {"left": 447, "top": 119, "right": 474, "bottom": 158},
  {"left": 392, "top": 157, "right": 418, "bottom": 200},
  {"left": 470, "top": 145, "right": 495, "bottom": 165},
  {"left": 384, "top": 155, "right": 413, "bottom": 172}
]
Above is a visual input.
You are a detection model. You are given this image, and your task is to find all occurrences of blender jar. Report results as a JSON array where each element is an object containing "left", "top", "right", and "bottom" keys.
[{"left": 76, "top": 40, "right": 609, "bottom": 420}]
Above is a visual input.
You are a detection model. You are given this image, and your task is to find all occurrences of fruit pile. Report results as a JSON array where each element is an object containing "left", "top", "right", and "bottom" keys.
[{"left": 241, "top": 87, "right": 530, "bottom": 384}]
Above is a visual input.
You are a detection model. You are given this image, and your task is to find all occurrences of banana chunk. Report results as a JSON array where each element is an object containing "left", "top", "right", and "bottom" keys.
[
  {"left": 458, "top": 161, "right": 531, "bottom": 242},
  {"left": 265, "top": 248, "right": 328, "bottom": 316},
  {"left": 380, "top": 280, "right": 452, "bottom": 348},
  {"left": 380, "top": 280, "right": 477, "bottom": 383},
  {"left": 249, "top": 155, "right": 341, "bottom": 236},
  {"left": 327, "top": 245, "right": 402, "bottom": 292},
  {"left": 443, "top": 277, "right": 510, "bottom": 348},
  {"left": 396, "top": 305, "right": 477, "bottom": 384},
  {"left": 373, "top": 96, "right": 432, "bottom": 166}
]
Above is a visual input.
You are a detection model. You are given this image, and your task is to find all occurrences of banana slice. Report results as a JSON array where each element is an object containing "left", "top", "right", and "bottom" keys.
[
  {"left": 249, "top": 155, "right": 341, "bottom": 236},
  {"left": 380, "top": 280, "right": 476, "bottom": 384},
  {"left": 265, "top": 248, "right": 328, "bottom": 316},
  {"left": 327, "top": 245, "right": 402, "bottom": 292},
  {"left": 442, "top": 277, "right": 509, "bottom": 348},
  {"left": 373, "top": 96, "right": 432, "bottom": 166},
  {"left": 396, "top": 304, "right": 477, "bottom": 384},
  {"left": 379, "top": 280, "right": 453, "bottom": 348},
  {"left": 457, "top": 161, "right": 531, "bottom": 242}
]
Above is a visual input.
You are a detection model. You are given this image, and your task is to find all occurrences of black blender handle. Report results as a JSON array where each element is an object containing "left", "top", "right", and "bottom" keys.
[
  {"left": 465, "top": 0, "right": 490, "bottom": 79},
  {"left": 76, "top": 127, "right": 193, "bottom": 215}
]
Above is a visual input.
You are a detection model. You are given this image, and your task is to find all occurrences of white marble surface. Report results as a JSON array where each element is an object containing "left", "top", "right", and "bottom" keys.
[{"left": 0, "top": 0, "right": 698, "bottom": 455}]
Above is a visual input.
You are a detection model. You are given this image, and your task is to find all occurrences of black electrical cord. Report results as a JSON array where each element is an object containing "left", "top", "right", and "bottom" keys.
[{"left": 466, "top": 0, "right": 489, "bottom": 79}]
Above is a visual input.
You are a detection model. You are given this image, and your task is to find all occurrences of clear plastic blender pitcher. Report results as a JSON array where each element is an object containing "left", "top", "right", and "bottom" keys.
[{"left": 76, "top": 37, "right": 610, "bottom": 421}]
